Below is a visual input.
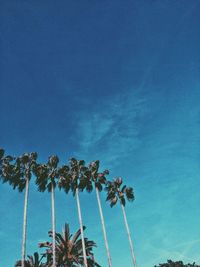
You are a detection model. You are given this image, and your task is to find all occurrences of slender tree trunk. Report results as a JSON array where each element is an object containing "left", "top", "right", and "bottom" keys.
[
  {"left": 22, "top": 177, "right": 29, "bottom": 267},
  {"left": 95, "top": 187, "right": 112, "bottom": 267},
  {"left": 51, "top": 185, "right": 56, "bottom": 267},
  {"left": 75, "top": 188, "right": 88, "bottom": 267},
  {"left": 121, "top": 203, "right": 137, "bottom": 267}
]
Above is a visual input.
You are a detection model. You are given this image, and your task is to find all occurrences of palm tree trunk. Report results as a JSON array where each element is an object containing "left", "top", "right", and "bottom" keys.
[
  {"left": 22, "top": 177, "right": 29, "bottom": 267},
  {"left": 95, "top": 187, "right": 112, "bottom": 267},
  {"left": 75, "top": 188, "right": 88, "bottom": 267},
  {"left": 51, "top": 185, "right": 56, "bottom": 267},
  {"left": 121, "top": 203, "right": 137, "bottom": 267}
]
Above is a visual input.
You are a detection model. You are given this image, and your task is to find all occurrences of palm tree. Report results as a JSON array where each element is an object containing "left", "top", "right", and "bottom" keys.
[
  {"left": 19, "top": 153, "right": 38, "bottom": 267},
  {"left": 1, "top": 151, "right": 37, "bottom": 267},
  {"left": 58, "top": 158, "right": 88, "bottom": 267},
  {"left": 39, "top": 223, "right": 101, "bottom": 267},
  {"left": 35, "top": 155, "right": 59, "bottom": 267},
  {"left": 79, "top": 160, "right": 112, "bottom": 267},
  {"left": 15, "top": 252, "right": 45, "bottom": 267},
  {"left": 105, "top": 177, "right": 137, "bottom": 267}
]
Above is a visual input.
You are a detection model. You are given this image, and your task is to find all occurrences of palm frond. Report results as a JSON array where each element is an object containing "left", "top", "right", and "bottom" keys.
[
  {"left": 40, "top": 223, "right": 100, "bottom": 267},
  {"left": 71, "top": 225, "right": 86, "bottom": 244},
  {"left": 110, "top": 196, "right": 118, "bottom": 207},
  {"left": 0, "top": 148, "right": 5, "bottom": 159},
  {"left": 48, "top": 155, "right": 59, "bottom": 169},
  {"left": 18, "top": 179, "right": 26, "bottom": 192},
  {"left": 125, "top": 187, "right": 135, "bottom": 201},
  {"left": 95, "top": 182, "right": 102, "bottom": 192},
  {"left": 120, "top": 196, "right": 126, "bottom": 206},
  {"left": 114, "top": 177, "right": 123, "bottom": 186}
]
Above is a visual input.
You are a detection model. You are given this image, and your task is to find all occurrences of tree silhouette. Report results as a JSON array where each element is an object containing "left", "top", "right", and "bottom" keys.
[
  {"left": 1, "top": 151, "right": 37, "bottom": 267},
  {"left": 105, "top": 177, "right": 137, "bottom": 267},
  {"left": 154, "top": 260, "right": 200, "bottom": 267},
  {"left": 39, "top": 223, "right": 101, "bottom": 267},
  {"left": 1, "top": 149, "right": 141, "bottom": 267},
  {"left": 35, "top": 155, "right": 59, "bottom": 267},
  {"left": 15, "top": 252, "right": 45, "bottom": 267},
  {"left": 58, "top": 158, "right": 88, "bottom": 267},
  {"left": 78, "top": 160, "right": 112, "bottom": 267}
]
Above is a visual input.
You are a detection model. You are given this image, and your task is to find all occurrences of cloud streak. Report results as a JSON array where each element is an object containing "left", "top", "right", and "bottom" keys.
[{"left": 75, "top": 89, "right": 148, "bottom": 167}]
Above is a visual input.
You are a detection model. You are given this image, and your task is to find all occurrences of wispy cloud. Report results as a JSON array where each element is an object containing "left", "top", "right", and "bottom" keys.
[
  {"left": 151, "top": 239, "right": 200, "bottom": 265},
  {"left": 75, "top": 89, "right": 148, "bottom": 167}
]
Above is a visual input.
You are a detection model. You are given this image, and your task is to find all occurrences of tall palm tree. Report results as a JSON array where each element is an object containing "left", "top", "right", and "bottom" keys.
[
  {"left": 58, "top": 158, "right": 88, "bottom": 267},
  {"left": 39, "top": 223, "right": 101, "bottom": 267},
  {"left": 1, "top": 151, "right": 37, "bottom": 267},
  {"left": 79, "top": 160, "right": 112, "bottom": 267},
  {"left": 19, "top": 153, "right": 38, "bottom": 267},
  {"left": 15, "top": 252, "right": 45, "bottom": 267},
  {"left": 69, "top": 158, "right": 88, "bottom": 267},
  {"left": 105, "top": 177, "right": 137, "bottom": 267},
  {"left": 35, "top": 155, "right": 59, "bottom": 267}
]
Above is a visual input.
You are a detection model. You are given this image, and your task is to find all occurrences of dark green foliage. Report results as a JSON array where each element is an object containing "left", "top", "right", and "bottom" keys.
[
  {"left": 15, "top": 252, "right": 45, "bottom": 267},
  {"left": 48, "top": 155, "right": 59, "bottom": 169},
  {"left": 59, "top": 158, "right": 109, "bottom": 195},
  {"left": 77, "top": 159, "right": 109, "bottom": 193},
  {"left": 13, "top": 152, "right": 38, "bottom": 192},
  {"left": 125, "top": 187, "right": 134, "bottom": 202},
  {"left": 0, "top": 148, "right": 5, "bottom": 159},
  {"left": 39, "top": 223, "right": 101, "bottom": 267},
  {"left": 154, "top": 260, "right": 200, "bottom": 267},
  {"left": 69, "top": 158, "right": 87, "bottom": 195},
  {"left": 0, "top": 148, "right": 15, "bottom": 183},
  {"left": 1, "top": 157, "right": 15, "bottom": 182},
  {"left": 58, "top": 157, "right": 89, "bottom": 196},
  {"left": 105, "top": 177, "right": 135, "bottom": 207},
  {"left": 0, "top": 149, "right": 37, "bottom": 192},
  {"left": 35, "top": 155, "right": 59, "bottom": 193},
  {"left": 87, "top": 160, "right": 108, "bottom": 192},
  {"left": 57, "top": 165, "right": 71, "bottom": 193}
]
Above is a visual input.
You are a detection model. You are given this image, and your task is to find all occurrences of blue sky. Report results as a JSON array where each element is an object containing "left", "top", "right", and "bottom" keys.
[{"left": 0, "top": 0, "right": 200, "bottom": 266}]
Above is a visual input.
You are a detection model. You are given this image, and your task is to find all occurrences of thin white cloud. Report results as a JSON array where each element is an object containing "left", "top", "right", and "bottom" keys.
[{"left": 75, "top": 89, "right": 147, "bottom": 167}]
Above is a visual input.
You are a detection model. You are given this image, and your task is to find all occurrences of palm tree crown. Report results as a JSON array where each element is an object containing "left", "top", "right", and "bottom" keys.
[
  {"left": 35, "top": 155, "right": 59, "bottom": 192},
  {"left": 15, "top": 252, "right": 45, "bottom": 267},
  {"left": 105, "top": 177, "right": 134, "bottom": 207},
  {"left": 57, "top": 164, "right": 71, "bottom": 194},
  {"left": 77, "top": 160, "right": 109, "bottom": 193},
  {"left": 1, "top": 152, "right": 37, "bottom": 191},
  {"left": 70, "top": 158, "right": 87, "bottom": 194},
  {"left": 15, "top": 152, "right": 38, "bottom": 191},
  {"left": 57, "top": 158, "right": 84, "bottom": 195},
  {"left": 39, "top": 223, "right": 101, "bottom": 267}
]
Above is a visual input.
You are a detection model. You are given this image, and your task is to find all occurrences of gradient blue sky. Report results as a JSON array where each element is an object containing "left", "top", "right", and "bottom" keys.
[{"left": 0, "top": 1, "right": 200, "bottom": 266}]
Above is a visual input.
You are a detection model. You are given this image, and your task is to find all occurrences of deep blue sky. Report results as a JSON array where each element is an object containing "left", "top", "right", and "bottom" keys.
[{"left": 0, "top": 1, "right": 200, "bottom": 266}]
